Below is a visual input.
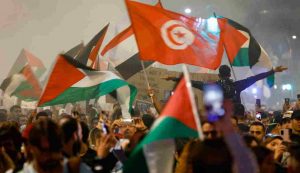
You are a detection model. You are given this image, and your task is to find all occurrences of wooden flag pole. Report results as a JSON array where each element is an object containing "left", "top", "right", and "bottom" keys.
[
  {"left": 182, "top": 65, "right": 204, "bottom": 141},
  {"left": 140, "top": 60, "right": 151, "bottom": 89}
]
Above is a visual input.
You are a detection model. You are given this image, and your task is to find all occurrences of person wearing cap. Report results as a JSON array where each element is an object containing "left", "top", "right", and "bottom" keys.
[
  {"left": 290, "top": 110, "right": 300, "bottom": 144},
  {"left": 163, "top": 65, "right": 287, "bottom": 103}
]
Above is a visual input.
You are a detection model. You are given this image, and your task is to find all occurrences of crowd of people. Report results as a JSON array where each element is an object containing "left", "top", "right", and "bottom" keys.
[{"left": 0, "top": 65, "right": 300, "bottom": 173}]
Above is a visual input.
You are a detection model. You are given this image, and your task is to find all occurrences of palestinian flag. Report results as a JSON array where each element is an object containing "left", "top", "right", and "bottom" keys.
[
  {"left": 65, "top": 42, "right": 84, "bottom": 59},
  {"left": 0, "top": 65, "right": 42, "bottom": 101},
  {"left": 219, "top": 17, "right": 274, "bottom": 87},
  {"left": 38, "top": 54, "right": 137, "bottom": 115},
  {"left": 7, "top": 49, "right": 46, "bottom": 78},
  {"left": 123, "top": 77, "right": 199, "bottom": 173},
  {"left": 76, "top": 24, "right": 109, "bottom": 68},
  {"left": 0, "top": 49, "right": 45, "bottom": 100}
]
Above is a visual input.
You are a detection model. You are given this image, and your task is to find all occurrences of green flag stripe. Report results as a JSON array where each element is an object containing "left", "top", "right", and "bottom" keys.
[
  {"left": 124, "top": 117, "right": 198, "bottom": 173},
  {"left": 39, "top": 79, "right": 137, "bottom": 111},
  {"left": 232, "top": 48, "right": 250, "bottom": 66}
]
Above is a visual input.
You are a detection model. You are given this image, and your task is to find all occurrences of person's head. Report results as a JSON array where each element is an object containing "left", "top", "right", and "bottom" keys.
[
  {"left": 59, "top": 116, "right": 82, "bottom": 157},
  {"left": 142, "top": 114, "right": 155, "bottom": 130},
  {"left": 243, "top": 134, "right": 259, "bottom": 148},
  {"left": 36, "top": 111, "right": 49, "bottom": 121},
  {"left": 189, "top": 138, "right": 233, "bottom": 173},
  {"left": 233, "top": 103, "right": 245, "bottom": 118},
  {"left": 0, "top": 110, "right": 7, "bottom": 121},
  {"left": 10, "top": 105, "right": 22, "bottom": 117},
  {"left": 281, "top": 117, "right": 292, "bottom": 129},
  {"left": 202, "top": 121, "right": 219, "bottom": 140},
  {"left": 263, "top": 135, "right": 283, "bottom": 152},
  {"left": 80, "top": 121, "right": 89, "bottom": 145},
  {"left": 291, "top": 110, "right": 300, "bottom": 133},
  {"left": 218, "top": 65, "right": 231, "bottom": 79},
  {"left": 231, "top": 116, "right": 238, "bottom": 129},
  {"left": 89, "top": 128, "right": 103, "bottom": 149},
  {"left": 252, "top": 146, "right": 275, "bottom": 173},
  {"left": 249, "top": 122, "right": 265, "bottom": 143},
  {"left": 288, "top": 144, "right": 300, "bottom": 173},
  {"left": 0, "top": 122, "right": 22, "bottom": 161},
  {"left": 28, "top": 119, "right": 63, "bottom": 172}
]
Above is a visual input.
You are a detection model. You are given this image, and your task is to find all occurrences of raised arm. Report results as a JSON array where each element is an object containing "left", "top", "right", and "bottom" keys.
[
  {"left": 162, "top": 76, "right": 205, "bottom": 90},
  {"left": 235, "top": 66, "right": 287, "bottom": 92}
]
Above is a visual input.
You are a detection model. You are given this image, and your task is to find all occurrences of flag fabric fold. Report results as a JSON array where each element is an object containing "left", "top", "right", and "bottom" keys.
[
  {"left": 220, "top": 17, "right": 274, "bottom": 87},
  {"left": 125, "top": 0, "right": 227, "bottom": 69},
  {"left": 76, "top": 24, "right": 109, "bottom": 68},
  {"left": 123, "top": 77, "right": 199, "bottom": 173},
  {"left": 38, "top": 54, "right": 137, "bottom": 115},
  {"left": 0, "top": 49, "right": 45, "bottom": 101}
]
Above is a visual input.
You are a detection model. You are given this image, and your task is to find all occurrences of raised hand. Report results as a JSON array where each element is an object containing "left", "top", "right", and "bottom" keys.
[{"left": 273, "top": 66, "right": 288, "bottom": 72}]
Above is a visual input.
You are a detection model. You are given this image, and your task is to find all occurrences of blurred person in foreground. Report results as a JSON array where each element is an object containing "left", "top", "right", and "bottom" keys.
[
  {"left": 0, "top": 122, "right": 24, "bottom": 172},
  {"left": 175, "top": 100, "right": 259, "bottom": 173},
  {"left": 20, "top": 119, "right": 92, "bottom": 173}
]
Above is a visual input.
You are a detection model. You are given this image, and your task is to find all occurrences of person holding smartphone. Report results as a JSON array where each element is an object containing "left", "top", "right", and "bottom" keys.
[
  {"left": 283, "top": 98, "right": 292, "bottom": 113},
  {"left": 294, "top": 94, "right": 300, "bottom": 111}
]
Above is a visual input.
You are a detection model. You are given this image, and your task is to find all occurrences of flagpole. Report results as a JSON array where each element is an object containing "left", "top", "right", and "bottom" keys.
[
  {"left": 226, "top": 57, "right": 245, "bottom": 105},
  {"left": 140, "top": 60, "right": 151, "bottom": 89},
  {"left": 182, "top": 65, "right": 204, "bottom": 141}
]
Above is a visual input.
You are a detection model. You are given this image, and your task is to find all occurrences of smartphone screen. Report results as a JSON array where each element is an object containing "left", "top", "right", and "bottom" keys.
[
  {"left": 203, "top": 84, "right": 224, "bottom": 122},
  {"left": 285, "top": 98, "right": 290, "bottom": 104},
  {"left": 256, "top": 99, "right": 261, "bottom": 107},
  {"left": 101, "top": 123, "right": 110, "bottom": 134},
  {"left": 280, "top": 129, "right": 291, "bottom": 142}
]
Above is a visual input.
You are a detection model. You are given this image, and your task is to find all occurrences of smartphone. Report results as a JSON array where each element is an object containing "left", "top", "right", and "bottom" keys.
[
  {"left": 122, "top": 118, "right": 133, "bottom": 124},
  {"left": 256, "top": 99, "right": 261, "bottom": 108},
  {"left": 297, "top": 94, "right": 300, "bottom": 99},
  {"left": 280, "top": 129, "right": 291, "bottom": 142},
  {"left": 256, "top": 113, "right": 262, "bottom": 120},
  {"left": 203, "top": 84, "right": 224, "bottom": 122},
  {"left": 101, "top": 123, "right": 110, "bottom": 134},
  {"left": 285, "top": 98, "right": 290, "bottom": 104}
]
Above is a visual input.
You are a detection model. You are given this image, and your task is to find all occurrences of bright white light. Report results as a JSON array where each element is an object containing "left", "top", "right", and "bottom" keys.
[
  {"left": 274, "top": 85, "right": 277, "bottom": 89},
  {"left": 207, "top": 17, "right": 219, "bottom": 33},
  {"left": 252, "top": 88, "right": 257, "bottom": 94},
  {"left": 286, "top": 84, "right": 292, "bottom": 90},
  {"left": 292, "top": 35, "right": 297, "bottom": 39},
  {"left": 184, "top": 8, "right": 192, "bottom": 14},
  {"left": 282, "top": 84, "right": 292, "bottom": 91}
]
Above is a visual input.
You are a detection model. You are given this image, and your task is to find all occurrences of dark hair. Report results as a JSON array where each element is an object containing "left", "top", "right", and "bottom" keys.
[
  {"left": 289, "top": 144, "right": 300, "bottom": 162},
  {"left": 89, "top": 128, "right": 102, "bottom": 147},
  {"left": 218, "top": 65, "right": 231, "bottom": 78},
  {"left": 36, "top": 111, "right": 49, "bottom": 120},
  {"left": 80, "top": 121, "right": 89, "bottom": 144},
  {"left": 250, "top": 121, "right": 265, "bottom": 132},
  {"left": 142, "top": 114, "right": 155, "bottom": 129},
  {"left": 0, "top": 111, "right": 7, "bottom": 121},
  {"left": 59, "top": 117, "right": 78, "bottom": 143},
  {"left": 190, "top": 138, "right": 232, "bottom": 173},
  {"left": 10, "top": 105, "right": 21, "bottom": 112},
  {"left": 29, "top": 119, "right": 62, "bottom": 152},
  {"left": 243, "top": 134, "right": 259, "bottom": 148},
  {"left": 0, "top": 122, "right": 22, "bottom": 152},
  {"left": 252, "top": 146, "right": 273, "bottom": 164},
  {"left": 231, "top": 116, "right": 238, "bottom": 124},
  {"left": 234, "top": 103, "right": 245, "bottom": 117}
]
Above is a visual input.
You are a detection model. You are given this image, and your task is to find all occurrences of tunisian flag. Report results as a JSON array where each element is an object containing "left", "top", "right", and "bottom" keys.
[{"left": 125, "top": 0, "right": 225, "bottom": 69}]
